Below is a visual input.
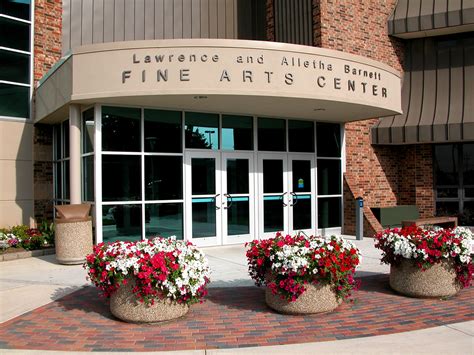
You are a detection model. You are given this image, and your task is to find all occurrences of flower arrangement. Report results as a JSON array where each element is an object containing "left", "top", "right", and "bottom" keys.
[
  {"left": 0, "top": 222, "right": 54, "bottom": 252},
  {"left": 84, "top": 237, "right": 211, "bottom": 306},
  {"left": 374, "top": 226, "right": 473, "bottom": 288},
  {"left": 246, "top": 233, "right": 361, "bottom": 302}
]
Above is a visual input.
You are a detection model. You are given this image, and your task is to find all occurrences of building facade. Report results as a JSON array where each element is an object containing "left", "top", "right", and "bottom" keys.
[{"left": 0, "top": 0, "right": 472, "bottom": 246}]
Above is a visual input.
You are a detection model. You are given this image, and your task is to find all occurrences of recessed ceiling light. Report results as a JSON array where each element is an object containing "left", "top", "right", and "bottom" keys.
[
  {"left": 193, "top": 95, "right": 208, "bottom": 99},
  {"left": 313, "top": 108, "right": 326, "bottom": 111}
]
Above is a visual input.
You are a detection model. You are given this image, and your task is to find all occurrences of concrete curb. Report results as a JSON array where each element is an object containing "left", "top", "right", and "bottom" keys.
[{"left": 0, "top": 248, "right": 55, "bottom": 262}]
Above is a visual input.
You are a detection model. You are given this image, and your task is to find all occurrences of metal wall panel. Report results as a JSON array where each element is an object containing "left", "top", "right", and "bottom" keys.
[
  {"left": 62, "top": 0, "right": 239, "bottom": 54},
  {"left": 373, "top": 35, "right": 473, "bottom": 144},
  {"left": 274, "top": 0, "right": 313, "bottom": 46}
]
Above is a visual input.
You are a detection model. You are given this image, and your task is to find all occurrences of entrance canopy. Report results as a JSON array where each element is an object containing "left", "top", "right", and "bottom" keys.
[{"left": 35, "top": 39, "right": 402, "bottom": 123}]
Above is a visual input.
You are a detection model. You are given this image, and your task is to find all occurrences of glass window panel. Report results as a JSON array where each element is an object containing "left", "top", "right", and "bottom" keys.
[
  {"left": 434, "top": 145, "right": 459, "bottom": 186},
  {"left": 258, "top": 118, "right": 286, "bottom": 151},
  {"left": 264, "top": 199, "right": 284, "bottom": 232},
  {"left": 144, "top": 109, "right": 182, "bottom": 153},
  {"left": 102, "top": 106, "right": 141, "bottom": 152},
  {"left": 192, "top": 202, "right": 216, "bottom": 238},
  {"left": 0, "top": 50, "right": 29, "bottom": 84},
  {"left": 145, "top": 203, "right": 183, "bottom": 240},
  {"left": 317, "top": 123, "right": 341, "bottom": 157},
  {"left": 227, "top": 200, "right": 250, "bottom": 236},
  {"left": 191, "top": 158, "right": 215, "bottom": 195},
  {"left": 103, "top": 204, "right": 142, "bottom": 243},
  {"left": 318, "top": 159, "right": 341, "bottom": 195},
  {"left": 145, "top": 156, "right": 182, "bottom": 200},
  {"left": 436, "top": 201, "right": 459, "bottom": 217},
  {"left": 263, "top": 159, "right": 283, "bottom": 193},
  {"left": 54, "top": 162, "right": 62, "bottom": 200},
  {"left": 227, "top": 159, "right": 249, "bottom": 194},
  {"left": 292, "top": 160, "right": 311, "bottom": 193},
  {"left": 222, "top": 115, "right": 253, "bottom": 150},
  {"left": 461, "top": 201, "right": 474, "bottom": 226},
  {"left": 102, "top": 155, "right": 141, "bottom": 201},
  {"left": 436, "top": 188, "right": 458, "bottom": 198},
  {"left": 318, "top": 197, "right": 341, "bottom": 228},
  {"left": 63, "top": 160, "right": 70, "bottom": 200},
  {"left": 82, "top": 108, "right": 94, "bottom": 153},
  {"left": 0, "top": 83, "right": 29, "bottom": 118},
  {"left": 185, "top": 112, "right": 219, "bottom": 149},
  {"left": 293, "top": 197, "right": 312, "bottom": 230},
  {"left": 62, "top": 120, "right": 69, "bottom": 158},
  {"left": 465, "top": 188, "right": 474, "bottom": 198},
  {"left": 0, "top": 17, "right": 30, "bottom": 50},
  {"left": 54, "top": 124, "right": 61, "bottom": 160},
  {"left": 83, "top": 155, "right": 94, "bottom": 201},
  {"left": 463, "top": 144, "right": 474, "bottom": 185},
  {"left": 0, "top": 0, "right": 31, "bottom": 20},
  {"left": 289, "top": 120, "right": 314, "bottom": 152}
]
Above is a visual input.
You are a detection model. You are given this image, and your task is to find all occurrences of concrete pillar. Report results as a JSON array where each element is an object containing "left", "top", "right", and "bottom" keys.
[{"left": 69, "top": 104, "right": 81, "bottom": 204}]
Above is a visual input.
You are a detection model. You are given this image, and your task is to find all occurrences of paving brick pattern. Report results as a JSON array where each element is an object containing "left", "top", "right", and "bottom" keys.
[{"left": 0, "top": 275, "right": 472, "bottom": 352}]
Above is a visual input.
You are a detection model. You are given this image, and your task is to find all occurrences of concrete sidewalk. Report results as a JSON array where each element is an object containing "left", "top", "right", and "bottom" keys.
[{"left": 0, "top": 236, "right": 472, "bottom": 354}]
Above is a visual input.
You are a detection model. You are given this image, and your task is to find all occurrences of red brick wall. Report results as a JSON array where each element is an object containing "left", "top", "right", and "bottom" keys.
[{"left": 33, "top": 0, "right": 62, "bottom": 223}]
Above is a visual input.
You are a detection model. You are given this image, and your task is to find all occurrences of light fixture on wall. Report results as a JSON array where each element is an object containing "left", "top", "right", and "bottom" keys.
[
  {"left": 193, "top": 95, "right": 208, "bottom": 99},
  {"left": 313, "top": 108, "right": 326, "bottom": 112}
]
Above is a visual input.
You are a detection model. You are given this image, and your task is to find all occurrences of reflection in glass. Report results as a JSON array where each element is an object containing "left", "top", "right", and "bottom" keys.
[
  {"left": 192, "top": 201, "right": 216, "bottom": 238},
  {"left": 318, "top": 159, "right": 341, "bottom": 195},
  {"left": 227, "top": 159, "right": 249, "bottom": 194},
  {"left": 0, "top": 0, "right": 31, "bottom": 20},
  {"left": 54, "top": 162, "right": 62, "bottom": 200},
  {"left": 64, "top": 160, "right": 70, "bottom": 200},
  {"left": 222, "top": 115, "right": 253, "bottom": 150},
  {"left": 54, "top": 125, "right": 61, "bottom": 160},
  {"left": 292, "top": 160, "right": 311, "bottom": 193},
  {"left": 0, "top": 50, "right": 29, "bottom": 83},
  {"left": 227, "top": 199, "right": 250, "bottom": 236},
  {"left": 0, "top": 83, "right": 29, "bottom": 118},
  {"left": 62, "top": 120, "right": 70, "bottom": 158},
  {"left": 145, "top": 156, "right": 182, "bottom": 200},
  {"left": 317, "top": 123, "right": 341, "bottom": 157},
  {"left": 83, "top": 156, "right": 94, "bottom": 201},
  {"left": 436, "top": 188, "right": 458, "bottom": 198},
  {"left": 258, "top": 118, "right": 286, "bottom": 151},
  {"left": 318, "top": 197, "right": 341, "bottom": 228},
  {"left": 289, "top": 120, "right": 314, "bottom": 152},
  {"left": 463, "top": 144, "right": 474, "bottom": 185},
  {"left": 185, "top": 112, "right": 219, "bottom": 149},
  {"left": 264, "top": 199, "right": 284, "bottom": 232},
  {"left": 145, "top": 203, "right": 183, "bottom": 239},
  {"left": 263, "top": 159, "right": 283, "bottom": 193},
  {"left": 102, "top": 106, "right": 141, "bottom": 152},
  {"left": 462, "top": 201, "right": 474, "bottom": 225},
  {"left": 192, "top": 158, "right": 215, "bottom": 195},
  {"left": 145, "top": 109, "right": 182, "bottom": 153},
  {"left": 0, "top": 17, "right": 30, "bottom": 50},
  {"left": 103, "top": 204, "right": 142, "bottom": 243},
  {"left": 436, "top": 201, "right": 459, "bottom": 217},
  {"left": 434, "top": 145, "right": 459, "bottom": 185},
  {"left": 293, "top": 197, "right": 311, "bottom": 230},
  {"left": 102, "top": 155, "right": 141, "bottom": 201},
  {"left": 82, "top": 108, "right": 94, "bottom": 153},
  {"left": 466, "top": 188, "right": 474, "bottom": 198}
]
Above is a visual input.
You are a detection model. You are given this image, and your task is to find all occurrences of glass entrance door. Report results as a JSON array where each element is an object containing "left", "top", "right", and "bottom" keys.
[
  {"left": 185, "top": 152, "right": 222, "bottom": 246},
  {"left": 258, "top": 154, "right": 316, "bottom": 238},
  {"left": 288, "top": 155, "right": 316, "bottom": 236},
  {"left": 222, "top": 153, "right": 255, "bottom": 244}
]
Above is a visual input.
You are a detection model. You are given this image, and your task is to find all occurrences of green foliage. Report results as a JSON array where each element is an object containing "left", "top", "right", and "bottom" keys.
[{"left": 38, "top": 220, "right": 55, "bottom": 245}]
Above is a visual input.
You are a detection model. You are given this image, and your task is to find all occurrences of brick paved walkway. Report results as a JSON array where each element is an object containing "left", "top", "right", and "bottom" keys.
[{"left": 0, "top": 275, "right": 472, "bottom": 352}]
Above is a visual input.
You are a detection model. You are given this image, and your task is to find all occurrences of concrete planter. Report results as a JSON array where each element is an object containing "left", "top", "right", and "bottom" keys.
[
  {"left": 265, "top": 282, "right": 341, "bottom": 315},
  {"left": 110, "top": 280, "right": 189, "bottom": 323},
  {"left": 390, "top": 258, "right": 461, "bottom": 298}
]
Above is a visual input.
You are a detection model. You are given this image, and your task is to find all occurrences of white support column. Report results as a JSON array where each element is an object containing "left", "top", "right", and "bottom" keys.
[{"left": 69, "top": 104, "right": 81, "bottom": 204}]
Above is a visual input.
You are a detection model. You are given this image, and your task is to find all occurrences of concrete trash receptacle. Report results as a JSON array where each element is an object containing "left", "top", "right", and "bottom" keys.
[{"left": 55, "top": 204, "right": 93, "bottom": 265}]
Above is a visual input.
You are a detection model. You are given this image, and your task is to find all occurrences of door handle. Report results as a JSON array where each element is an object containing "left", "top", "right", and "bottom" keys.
[
  {"left": 281, "top": 192, "right": 287, "bottom": 207},
  {"left": 223, "top": 194, "right": 233, "bottom": 209},
  {"left": 213, "top": 194, "right": 220, "bottom": 210},
  {"left": 289, "top": 192, "right": 298, "bottom": 207}
]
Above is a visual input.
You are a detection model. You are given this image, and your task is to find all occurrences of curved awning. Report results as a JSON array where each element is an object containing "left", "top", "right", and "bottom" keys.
[
  {"left": 372, "top": 35, "right": 474, "bottom": 145},
  {"left": 388, "top": 0, "right": 474, "bottom": 39},
  {"left": 35, "top": 39, "right": 401, "bottom": 124}
]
